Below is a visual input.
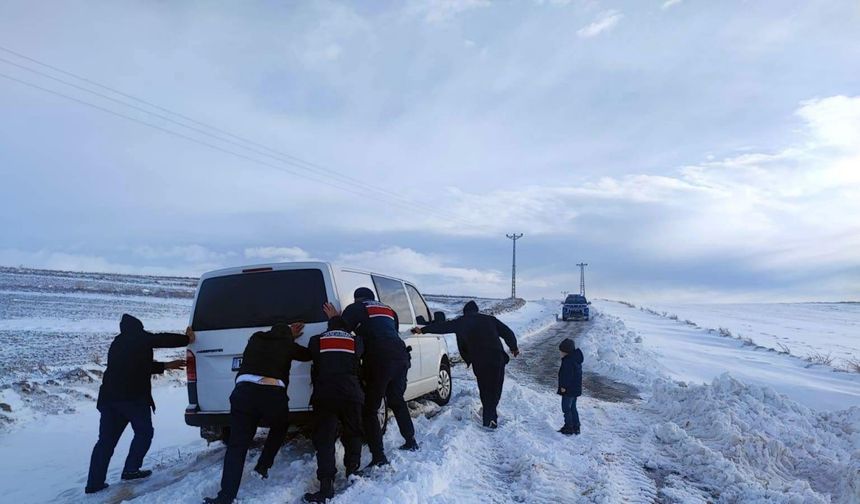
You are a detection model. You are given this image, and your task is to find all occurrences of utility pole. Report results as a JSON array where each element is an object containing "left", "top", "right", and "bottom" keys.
[
  {"left": 506, "top": 233, "right": 523, "bottom": 299},
  {"left": 577, "top": 262, "right": 588, "bottom": 297}
]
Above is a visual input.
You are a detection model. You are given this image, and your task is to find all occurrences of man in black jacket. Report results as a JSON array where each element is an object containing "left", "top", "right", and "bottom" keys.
[
  {"left": 204, "top": 322, "right": 311, "bottom": 504},
  {"left": 85, "top": 314, "right": 193, "bottom": 494},
  {"left": 413, "top": 301, "right": 518, "bottom": 429},
  {"left": 323, "top": 287, "right": 417, "bottom": 469},
  {"left": 303, "top": 316, "right": 364, "bottom": 503}
]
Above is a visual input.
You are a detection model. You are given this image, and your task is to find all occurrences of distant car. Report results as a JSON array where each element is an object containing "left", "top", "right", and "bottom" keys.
[
  {"left": 561, "top": 294, "right": 590, "bottom": 321},
  {"left": 184, "top": 262, "right": 452, "bottom": 442}
]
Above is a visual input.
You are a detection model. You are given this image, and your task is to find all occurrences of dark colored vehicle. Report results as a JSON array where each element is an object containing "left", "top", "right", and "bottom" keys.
[{"left": 561, "top": 294, "right": 590, "bottom": 321}]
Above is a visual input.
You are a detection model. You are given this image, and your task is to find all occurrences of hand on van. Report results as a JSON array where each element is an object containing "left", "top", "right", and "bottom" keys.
[
  {"left": 165, "top": 359, "right": 186, "bottom": 370},
  {"left": 511, "top": 349, "right": 520, "bottom": 358},
  {"left": 289, "top": 322, "right": 305, "bottom": 339},
  {"left": 322, "top": 302, "right": 340, "bottom": 319},
  {"left": 185, "top": 326, "right": 196, "bottom": 344},
  {"left": 411, "top": 327, "right": 423, "bottom": 334}
]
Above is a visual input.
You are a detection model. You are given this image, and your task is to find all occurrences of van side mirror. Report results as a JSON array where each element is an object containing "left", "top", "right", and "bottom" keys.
[
  {"left": 433, "top": 311, "right": 446, "bottom": 323},
  {"left": 416, "top": 315, "right": 428, "bottom": 325}
]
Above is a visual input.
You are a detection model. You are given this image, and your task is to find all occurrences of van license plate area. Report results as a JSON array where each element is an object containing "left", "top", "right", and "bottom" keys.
[{"left": 231, "top": 357, "right": 242, "bottom": 371}]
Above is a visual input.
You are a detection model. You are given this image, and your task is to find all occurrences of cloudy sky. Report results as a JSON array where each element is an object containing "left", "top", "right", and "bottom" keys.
[{"left": 1, "top": 0, "right": 858, "bottom": 302}]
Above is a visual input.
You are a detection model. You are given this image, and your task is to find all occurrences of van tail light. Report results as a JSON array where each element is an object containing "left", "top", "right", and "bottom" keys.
[
  {"left": 242, "top": 267, "right": 273, "bottom": 273},
  {"left": 186, "top": 349, "right": 197, "bottom": 382}
]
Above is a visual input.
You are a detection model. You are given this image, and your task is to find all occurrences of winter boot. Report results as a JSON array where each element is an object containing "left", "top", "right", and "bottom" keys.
[
  {"left": 253, "top": 464, "right": 269, "bottom": 479},
  {"left": 345, "top": 463, "right": 361, "bottom": 478},
  {"left": 202, "top": 497, "right": 232, "bottom": 504},
  {"left": 121, "top": 469, "right": 152, "bottom": 481},
  {"left": 303, "top": 478, "right": 334, "bottom": 503},
  {"left": 85, "top": 483, "right": 109, "bottom": 494},
  {"left": 488, "top": 420, "right": 498, "bottom": 430},
  {"left": 357, "top": 455, "right": 389, "bottom": 475},
  {"left": 573, "top": 425, "right": 581, "bottom": 435},
  {"left": 399, "top": 438, "right": 419, "bottom": 451}
]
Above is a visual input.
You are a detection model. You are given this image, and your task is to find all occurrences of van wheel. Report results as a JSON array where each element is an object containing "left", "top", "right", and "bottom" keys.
[
  {"left": 378, "top": 397, "right": 389, "bottom": 434},
  {"left": 431, "top": 361, "right": 452, "bottom": 406}
]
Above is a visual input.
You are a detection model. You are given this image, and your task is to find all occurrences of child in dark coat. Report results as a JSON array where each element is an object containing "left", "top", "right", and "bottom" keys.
[{"left": 557, "top": 338, "right": 583, "bottom": 435}]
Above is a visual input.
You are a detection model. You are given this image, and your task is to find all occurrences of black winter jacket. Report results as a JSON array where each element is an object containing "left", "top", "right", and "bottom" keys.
[
  {"left": 97, "top": 314, "right": 189, "bottom": 410},
  {"left": 236, "top": 324, "right": 311, "bottom": 395},
  {"left": 421, "top": 310, "right": 518, "bottom": 366},
  {"left": 308, "top": 330, "right": 365, "bottom": 405},
  {"left": 558, "top": 349, "right": 584, "bottom": 397},
  {"left": 341, "top": 300, "right": 409, "bottom": 363}
]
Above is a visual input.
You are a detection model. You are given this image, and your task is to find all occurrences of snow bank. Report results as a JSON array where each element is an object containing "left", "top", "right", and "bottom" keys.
[{"left": 643, "top": 375, "right": 860, "bottom": 503}]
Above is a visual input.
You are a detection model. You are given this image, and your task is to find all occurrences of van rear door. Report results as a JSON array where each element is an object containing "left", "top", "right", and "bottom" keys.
[{"left": 190, "top": 266, "right": 332, "bottom": 413}]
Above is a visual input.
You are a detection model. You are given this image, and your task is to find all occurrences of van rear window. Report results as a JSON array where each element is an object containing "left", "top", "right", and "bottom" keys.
[{"left": 192, "top": 269, "right": 327, "bottom": 331}]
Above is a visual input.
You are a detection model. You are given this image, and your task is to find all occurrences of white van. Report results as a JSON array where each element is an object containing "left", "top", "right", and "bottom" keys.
[{"left": 184, "top": 262, "right": 452, "bottom": 441}]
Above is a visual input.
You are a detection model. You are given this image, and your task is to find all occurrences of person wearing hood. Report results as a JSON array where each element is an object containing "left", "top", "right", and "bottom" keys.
[
  {"left": 413, "top": 301, "right": 519, "bottom": 429},
  {"left": 557, "top": 338, "right": 583, "bottom": 435},
  {"left": 85, "top": 314, "right": 194, "bottom": 495},
  {"left": 204, "top": 322, "right": 311, "bottom": 504},
  {"left": 322, "top": 287, "right": 417, "bottom": 470}
]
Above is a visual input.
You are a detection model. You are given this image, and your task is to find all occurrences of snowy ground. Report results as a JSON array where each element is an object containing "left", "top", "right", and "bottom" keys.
[
  {"left": 635, "top": 301, "right": 860, "bottom": 371},
  {"left": 1, "top": 269, "right": 858, "bottom": 503}
]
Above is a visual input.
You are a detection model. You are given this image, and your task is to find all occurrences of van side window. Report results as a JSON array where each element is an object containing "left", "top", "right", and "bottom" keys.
[
  {"left": 372, "top": 275, "right": 414, "bottom": 325},
  {"left": 406, "top": 284, "right": 431, "bottom": 323}
]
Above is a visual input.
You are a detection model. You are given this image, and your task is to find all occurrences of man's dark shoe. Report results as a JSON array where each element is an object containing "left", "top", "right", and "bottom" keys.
[
  {"left": 203, "top": 497, "right": 232, "bottom": 504},
  {"left": 357, "top": 455, "right": 390, "bottom": 474},
  {"left": 303, "top": 478, "right": 334, "bottom": 503},
  {"left": 253, "top": 464, "right": 269, "bottom": 479},
  {"left": 573, "top": 426, "right": 581, "bottom": 435},
  {"left": 121, "top": 469, "right": 152, "bottom": 481},
  {"left": 399, "top": 438, "right": 419, "bottom": 451},
  {"left": 85, "top": 483, "right": 109, "bottom": 494},
  {"left": 345, "top": 463, "right": 361, "bottom": 477},
  {"left": 488, "top": 420, "right": 498, "bottom": 429},
  {"left": 557, "top": 426, "right": 568, "bottom": 433}
]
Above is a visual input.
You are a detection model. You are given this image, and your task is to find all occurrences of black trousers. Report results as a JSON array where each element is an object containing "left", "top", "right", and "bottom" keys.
[
  {"left": 312, "top": 400, "right": 363, "bottom": 481},
  {"left": 472, "top": 358, "right": 506, "bottom": 426},
  {"left": 363, "top": 359, "right": 414, "bottom": 459},
  {"left": 86, "top": 399, "right": 153, "bottom": 489},
  {"left": 216, "top": 382, "right": 289, "bottom": 502}
]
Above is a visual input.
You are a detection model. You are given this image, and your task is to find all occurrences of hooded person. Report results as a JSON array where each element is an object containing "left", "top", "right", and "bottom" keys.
[
  {"left": 322, "top": 287, "right": 417, "bottom": 470},
  {"left": 413, "top": 301, "right": 519, "bottom": 428},
  {"left": 557, "top": 338, "right": 584, "bottom": 435},
  {"left": 86, "top": 314, "right": 194, "bottom": 494},
  {"left": 204, "top": 322, "right": 311, "bottom": 504}
]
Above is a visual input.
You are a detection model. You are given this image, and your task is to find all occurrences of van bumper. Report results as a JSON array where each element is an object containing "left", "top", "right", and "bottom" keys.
[{"left": 184, "top": 408, "right": 315, "bottom": 427}]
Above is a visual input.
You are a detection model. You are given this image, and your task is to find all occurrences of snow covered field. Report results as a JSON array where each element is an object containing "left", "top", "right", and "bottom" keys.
[
  {"left": 1, "top": 269, "right": 858, "bottom": 503},
  {"left": 637, "top": 301, "right": 860, "bottom": 370}
]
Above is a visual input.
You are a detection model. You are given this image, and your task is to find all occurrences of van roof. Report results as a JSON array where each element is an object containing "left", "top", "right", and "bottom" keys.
[{"left": 198, "top": 261, "right": 415, "bottom": 285}]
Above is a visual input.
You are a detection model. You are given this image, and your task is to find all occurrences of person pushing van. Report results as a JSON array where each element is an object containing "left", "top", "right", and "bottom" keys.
[
  {"left": 413, "top": 301, "right": 518, "bottom": 429},
  {"left": 303, "top": 316, "right": 365, "bottom": 503},
  {"left": 85, "top": 314, "right": 194, "bottom": 495},
  {"left": 323, "top": 287, "right": 418, "bottom": 469},
  {"left": 203, "top": 321, "right": 310, "bottom": 504}
]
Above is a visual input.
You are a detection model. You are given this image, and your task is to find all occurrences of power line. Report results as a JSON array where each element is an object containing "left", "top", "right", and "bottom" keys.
[
  {"left": 0, "top": 50, "right": 468, "bottom": 225},
  {"left": 0, "top": 70, "right": 422, "bottom": 205},
  {"left": 0, "top": 46, "right": 476, "bottom": 228}
]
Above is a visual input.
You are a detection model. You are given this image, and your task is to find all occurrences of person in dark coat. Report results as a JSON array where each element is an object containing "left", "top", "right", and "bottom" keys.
[
  {"left": 323, "top": 287, "right": 417, "bottom": 469},
  {"left": 85, "top": 314, "right": 193, "bottom": 494},
  {"left": 557, "top": 338, "right": 583, "bottom": 435},
  {"left": 303, "top": 316, "right": 365, "bottom": 503},
  {"left": 413, "top": 301, "right": 519, "bottom": 429},
  {"left": 203, "top": 322, "right": 311, "bottom": 504}
]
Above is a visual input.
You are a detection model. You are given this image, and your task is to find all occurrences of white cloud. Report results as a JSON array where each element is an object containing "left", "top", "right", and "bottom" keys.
[
  {"left": 661, "top": 0, "right": 683, "bottom": 10},
  {"left": 243, "top": 246, "right": 314, "bottom": 262},
  {"left": 336, "top": 246, "right": 504, "bottom": 295},
  {"left": 409, "top": 0, "right": 491, "bottom": 23},
  {"left": 577, "top": 10, "right": 622, "bottom": 38}
]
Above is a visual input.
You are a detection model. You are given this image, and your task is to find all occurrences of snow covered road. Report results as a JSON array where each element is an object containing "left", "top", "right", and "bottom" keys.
[{"left": 2, "top": 299, "right": 858, "bottom": 503}]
